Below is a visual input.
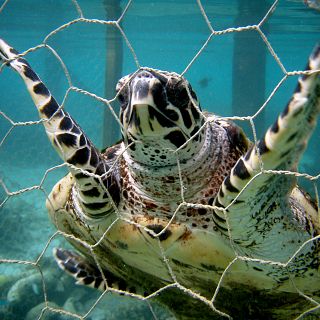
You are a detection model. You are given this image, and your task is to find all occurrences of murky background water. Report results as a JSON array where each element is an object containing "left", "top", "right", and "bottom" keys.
[{"left": 0, "top": 0, "right": 319, "bottom": 319}]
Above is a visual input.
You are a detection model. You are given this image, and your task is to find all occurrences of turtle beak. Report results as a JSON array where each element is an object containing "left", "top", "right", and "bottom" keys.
[
  {"left": 126, "top": 70, "right": 168, "bottom": 138},
  {"left": 131, "top": 71, "right": 158, "bottom": 107}
]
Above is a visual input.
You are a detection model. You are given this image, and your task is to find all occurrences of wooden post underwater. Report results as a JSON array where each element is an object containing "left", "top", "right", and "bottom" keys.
[
  {"left": 232, "top": 0, "right": 269, "bottom": 135},
  {"left": 103, "top": 0, "right": 123, "bottom": 147}
]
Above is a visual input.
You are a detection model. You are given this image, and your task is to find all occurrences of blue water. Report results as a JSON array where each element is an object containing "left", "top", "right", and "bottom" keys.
[{"left": 0, "top": 0, "right": 319, "bottom": 319}]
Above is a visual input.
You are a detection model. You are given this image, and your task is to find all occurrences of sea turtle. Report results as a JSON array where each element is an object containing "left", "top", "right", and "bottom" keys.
[{"left": 0, "top": 38, "right": 319, "bottom": 319}]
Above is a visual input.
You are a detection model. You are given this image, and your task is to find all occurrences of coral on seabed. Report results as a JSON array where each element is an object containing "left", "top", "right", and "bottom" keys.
[{"left": 0, "top": 260, "right": 173, "bottom": 319}]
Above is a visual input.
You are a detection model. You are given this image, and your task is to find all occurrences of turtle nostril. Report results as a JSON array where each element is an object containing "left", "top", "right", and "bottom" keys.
[{"left": 137, "top": 71, "right": 153, "bottom": 79}]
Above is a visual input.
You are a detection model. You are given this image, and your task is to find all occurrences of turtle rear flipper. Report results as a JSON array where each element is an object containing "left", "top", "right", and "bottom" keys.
[
  {"left": 213, "top": 46, "right": 320, "bottom": 263},
  {"left": 54, "top": 248, "right": 106, "bottom": 290},
  {"left": 0, "top": 39, "right": 120, "bottom": 219},
  {"left": 53, "top": 248, "right": 143, "bottom": 295}
]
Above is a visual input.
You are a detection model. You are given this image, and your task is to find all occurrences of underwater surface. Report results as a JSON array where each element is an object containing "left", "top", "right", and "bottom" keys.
[{"left": 0, "top": 0, "right": 319, "bottom": 319}]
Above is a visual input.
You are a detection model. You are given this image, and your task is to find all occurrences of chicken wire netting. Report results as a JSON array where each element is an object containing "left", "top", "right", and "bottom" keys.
[{"left": 0, "top": 0, "right": 319, "bottom": 319}]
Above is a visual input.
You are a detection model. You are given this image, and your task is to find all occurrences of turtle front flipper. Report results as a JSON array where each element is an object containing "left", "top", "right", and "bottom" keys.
[
  {"left": 53, "top": 248, "right": 144, "bottom": 295},
  {"left": 213, "top": 46, "right": 320, "bottom": 264},
  {"left": 0, "top": 39, "right": 120, "bottom": 219}
]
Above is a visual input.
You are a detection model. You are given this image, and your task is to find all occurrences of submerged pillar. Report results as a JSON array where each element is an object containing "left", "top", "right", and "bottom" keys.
[
  {"left": 232, "top": 0, "right": 269, "bottom": 134},
  {"left": 103, "top": 0, "right": 123, "bottom": 147}
]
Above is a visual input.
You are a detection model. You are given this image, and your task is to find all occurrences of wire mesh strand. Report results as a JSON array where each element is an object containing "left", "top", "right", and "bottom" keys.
[{"left": 0, "top": 0, "right": 319, "bottom": 319}]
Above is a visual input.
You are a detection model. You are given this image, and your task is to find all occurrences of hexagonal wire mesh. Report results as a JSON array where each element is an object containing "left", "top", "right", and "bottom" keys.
[{"left": 0, "top": 0, "right": 319, "bottom": 319}]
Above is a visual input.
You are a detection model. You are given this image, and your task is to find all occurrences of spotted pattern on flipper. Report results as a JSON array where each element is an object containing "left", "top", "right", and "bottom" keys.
[
  {"left": 0, "top": 38, "right": 120, "bottom": 218},
  {"left": 53, "top": 248, "right": 144, "bottom": 294},
  {"left": 211, "top": 45, "right": 320, "bottom": 266}
]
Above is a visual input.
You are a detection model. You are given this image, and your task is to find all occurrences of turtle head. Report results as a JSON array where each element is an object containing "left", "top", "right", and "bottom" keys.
[{"left": 117, "top": 69, "right": 205, "bottom": 166}]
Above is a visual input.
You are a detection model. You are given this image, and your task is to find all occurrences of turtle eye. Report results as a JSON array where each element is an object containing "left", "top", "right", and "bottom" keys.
[
  {"left": 118, "top": 93, "right": 125, "bottom": 103},
  {"left": 167, "top": 87, "right": 189, "bottom": 109},
  {"left": 117, "top": 86, "right": 129, "bottom": 105},
  {"left": 166, "top": 79, "right": 198, "bottom": 110}
]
